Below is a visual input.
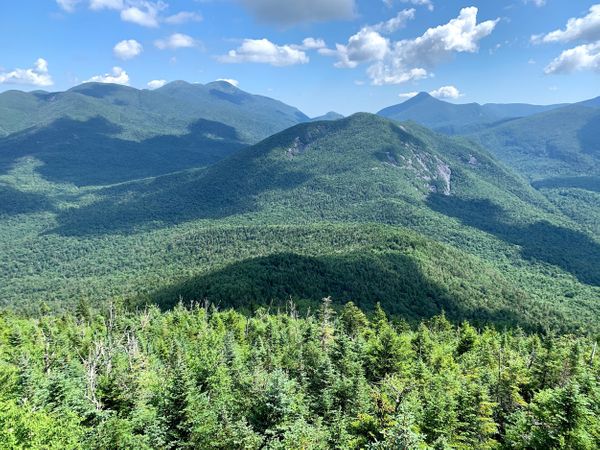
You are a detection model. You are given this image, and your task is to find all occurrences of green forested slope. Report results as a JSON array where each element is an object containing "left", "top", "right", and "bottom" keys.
[
  {"left": 470, "top": 104, "right": 600, "bottom": 181},
  {"left": 0, "top": 304, "right": 598, "bottom": 448},
  {"left": 1, "top": 114, "right": 598, "bottom": 331},
  {"left": 0, "top": 81, "right": 308, "bottom": 185}
]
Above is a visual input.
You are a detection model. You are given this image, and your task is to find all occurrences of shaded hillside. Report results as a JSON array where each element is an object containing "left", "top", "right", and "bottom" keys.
[
  {"left": 470, "top": 104, "right": 600, "bottom": 181},
  {"left": 0, "top": 113, "right": 592, "bottom": 330},
  {"left": 0, "top": 81, "right": 309, "bottom": 185},
  {"left": 0, "top": 116, "right": 246, "bottom": 185},
  {"left": 155, "top": 80, "right": 309, "bottom": 142}
]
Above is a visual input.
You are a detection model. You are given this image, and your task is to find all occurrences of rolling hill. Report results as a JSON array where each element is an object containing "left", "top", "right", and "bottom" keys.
[{"left": 1, "top": 113, "right": 598, "bottom": 331}]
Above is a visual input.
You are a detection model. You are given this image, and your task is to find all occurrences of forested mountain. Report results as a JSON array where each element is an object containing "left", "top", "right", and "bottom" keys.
[
  {"left": 470, "top": 104, "right": 600, "bottom": 181},
  {"left": 0, "top": 81, "right": 308, "bottom": 185},
  {"left": 377, "top": 92, "right": 565, "bottom": 134},
  {"left": 1, "top": 113, "right": 598, "bottom": 332},
  {"left": 1, "top": 303, "right": 599, "bottom": 449},
  {"left": 467, "top": 103, "right": 600, "bottom": 240}
]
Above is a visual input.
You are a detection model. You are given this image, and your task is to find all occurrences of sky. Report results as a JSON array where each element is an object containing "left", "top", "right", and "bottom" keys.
[{"left": 0, "top": 0, "right": 599, "bottom": 116}]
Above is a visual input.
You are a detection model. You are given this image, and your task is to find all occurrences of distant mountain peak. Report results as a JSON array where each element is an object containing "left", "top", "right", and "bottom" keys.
[
  {"left": 310, "top": 111, "right": 344, "bottom": 122},
  {"left": 413, "top": 91, "right": 434, "bottom": 101}
]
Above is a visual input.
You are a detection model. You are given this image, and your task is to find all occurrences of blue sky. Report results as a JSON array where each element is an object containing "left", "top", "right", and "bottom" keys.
[{"left": 0, "top": 0, "right": 598, "bottom": 116}]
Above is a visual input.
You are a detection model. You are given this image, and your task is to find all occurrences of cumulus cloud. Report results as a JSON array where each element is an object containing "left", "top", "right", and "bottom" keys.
[
  {"left": 121, "top": 3, "right": 164, "bottom": 27},
  {"left": 532, "top": 5, "right": 600, "bottom": 75},
  {"left": 164, "top": 11, "right": 202, "bottom": 24},
  {"left": 86, "top": 66, "right": 130, "bottom": 84},
  {"left": 533, "top": 5, "right": 600, "bottom": 43},
  {"left": 113, "top": 39, "right": 143, "bottom": 60},
  {"left": 544, "top": 41, "right": 600, "bottom": 74},
  {"left": 238, "top": 0, "right": 355, "bottom": 25},
  {"left": 218, "top": 38, "right": 309, "bottom": 66},
  {"left": 154, "top": 33, "right": 200, "bottom": 50},
  {"left": 293, "top": 38, "right": 327, "bottom": 50},
  {"left": 326, "top": 6, "right": 497, "bottom": 85},
  {"left": 0, "top": 58, "right": 54, "bottom": 87},
  {"left": 147, "top": 79, "right": 167, "bottom": 89},
  {"left": 216, "top": 78, "right": 240, "bottom": 87},
  {"left": 86, "top": 0, "right": 168, "bottom": 27},
  {"left": 333, "top": 29, "right": 390, "bottom": 68},
  {"left": 57, "top": 0, "right": 81, "bottom": 12},
  {"left": 372, "top": 9, "right": 415, "bottom": 34},
  {"left": 67, "top": 1, "right": 201, "bottom": 28},
  {"left": 429, "top": 85, "right": 462, "bottom": 99}
]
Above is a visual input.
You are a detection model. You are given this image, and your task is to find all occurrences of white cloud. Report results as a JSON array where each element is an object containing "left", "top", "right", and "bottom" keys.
[
  {"left": 398, "top": 91, "right": 418, "bottom": 98},
  {"left": 327, "top": 6, "right": 497, "bottom": 85},
  {"left": 367, "top": 66, "right": 428, "bottom": 84},
  {"left": 372, "top": 9, "right": 415, "bottom": 34},
  {"left": 164, "top": 11, "right": 203, "bottom": 24},
  {"left": 216, "top": 78, "right": 240, "bottom": 87},
  {"left": 121, "top": 7, "right": 157, "bottom": 27},
  {"left": 154, "top": 33, "right": 200, "bottom": 50},
  {"left": 218, "top": 38, "right": 309, "bottom": 66},
  {"left": 147, "top": 79, "right": 167, "bottom": 89},
  {"left": 533, "top": 5, "right": 600, "bottom": 43},
  {"left": 544, "top": 41, "right": 600, "bottom": 74},
  {"left": 86, "top": 66, "right": 130, "bottom": 84},
  {"left": 89, "top": 0, "right": 123, "bottom": 9},
  {"left": 293, "top": 37, "right": 327, "bottom": 50},
  {"left": 372, "top": 7, "right": 497, "bottom": 85},
  {"left": 429, "top": 85, "right": 462, "bottom": 99},
  {"left": 524, "top": 0, "right": 546, "bottom": 6},
  {"left": 334, "top": 29, "right": 390, "bottom": 68},
  {"left": 116, "top": 1, "right": 167, "bottom": 27},
  {"left": 322, "top": 9, "right": 414, "bottom": 68},
  {"left": 0, "top": 58, "right": 54, "bottom": 87},
  {"left": 113, "top": 39, "right": 143, "bottom": 60},
  {"left": 74, "top": 1, "right": 199, "bottom": 29},
  {"left": 238, "top": 0, "right": 356, "bottom": 25}
]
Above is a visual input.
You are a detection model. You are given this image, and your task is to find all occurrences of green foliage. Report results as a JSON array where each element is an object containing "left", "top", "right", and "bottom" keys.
[
  {"left": 0, "top": 81, "right": 308, "bottom": 185},
  {"left": 0, "top": 305, "right": 598, "bottom": 448},
  {"left": 0, "top": 114, "right": 598, "bottom": 332},
  {"left": 471, "top": 105, "right": 600, "bottom": 181}
]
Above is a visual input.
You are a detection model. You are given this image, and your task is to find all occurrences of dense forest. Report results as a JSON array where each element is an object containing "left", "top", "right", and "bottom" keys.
[
  {"left": 0, "top": 301, "right": 598, "bottom": 449},
  {"left": 1, "top": 115, "right": 599, "bottom": 332},
  {"left": 1, "top": 76, "right": 598, "bottom": 450}
]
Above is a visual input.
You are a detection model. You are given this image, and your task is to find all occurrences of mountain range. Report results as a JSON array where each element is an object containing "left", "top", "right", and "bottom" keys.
[
  {"left": 378, "top": 91, "right": 600, "bottom": 179},
  {"left": 0, "top": 82, "right": 599, "bottom": 332},
  {"left": 377, "top": 91, "right": 567, "bottom": 134},
  {"left": 0, "top": 80, "right": 307, "bottom": 184}
]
